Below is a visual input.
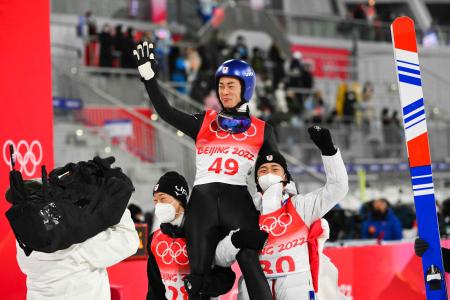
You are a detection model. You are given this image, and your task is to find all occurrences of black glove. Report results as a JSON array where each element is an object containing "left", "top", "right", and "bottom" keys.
[
  {"left": 231, "top": 229, "right": 269, "bottom": 250},
  {"left": 133, "top": 41, "right": 158, "bottom": 80},
  {"left": 307, "top": 125, "right": 337, "bottom": 156},
  {"left": 199, "top": 266, "right": 236, "bottom": 297},
  {"left": 184, "top": 274, "right": 204, "bottom": 297},
  {"left": 414, "top": 238, "right": 429, "bottom": 257}
]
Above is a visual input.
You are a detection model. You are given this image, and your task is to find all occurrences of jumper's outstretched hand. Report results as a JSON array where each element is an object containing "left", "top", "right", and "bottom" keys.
[{"left": 133, "top": 41, "right": 157, "bottom": 80}]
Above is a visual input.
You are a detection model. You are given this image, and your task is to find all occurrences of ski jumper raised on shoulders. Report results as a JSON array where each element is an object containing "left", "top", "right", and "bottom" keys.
[{"left": 134, "top": 42, "right": 276, "bottom": 300}]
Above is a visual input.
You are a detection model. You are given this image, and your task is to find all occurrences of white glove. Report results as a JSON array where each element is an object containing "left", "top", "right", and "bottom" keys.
[{"left": 133, "top": 41, "right": 156, "bottom": 80}]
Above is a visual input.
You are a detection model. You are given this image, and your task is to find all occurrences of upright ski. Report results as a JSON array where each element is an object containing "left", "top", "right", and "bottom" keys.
[{"left": 391, "top": 16, "right": 447, "bottom": 300}]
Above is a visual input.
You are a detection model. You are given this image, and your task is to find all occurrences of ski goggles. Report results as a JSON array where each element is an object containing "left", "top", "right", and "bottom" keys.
[{"left": 216, "top": 112, "right": 252, "bottom": 134}]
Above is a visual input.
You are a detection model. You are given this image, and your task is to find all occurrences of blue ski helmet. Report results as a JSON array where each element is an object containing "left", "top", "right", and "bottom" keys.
[{"left": 215, "top": 59, "right": 256, "bottom": 102}]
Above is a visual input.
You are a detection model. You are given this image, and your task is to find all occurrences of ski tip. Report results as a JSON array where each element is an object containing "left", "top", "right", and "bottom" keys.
[{"left": 391, "top": 16, "right": 417, "bottom": 53}]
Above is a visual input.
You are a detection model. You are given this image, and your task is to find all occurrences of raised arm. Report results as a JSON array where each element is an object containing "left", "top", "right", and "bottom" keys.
[
  {"left": 134, "top": 41, "right": 204, "bottom": 139},
  {"left": 293, "top": 126, "right": 349, "bottom": 226}
]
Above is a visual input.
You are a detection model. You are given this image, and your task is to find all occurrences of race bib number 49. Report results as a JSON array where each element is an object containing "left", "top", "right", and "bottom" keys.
[{"left": 207, "top": 157, "right": 239, "bottom": 175}]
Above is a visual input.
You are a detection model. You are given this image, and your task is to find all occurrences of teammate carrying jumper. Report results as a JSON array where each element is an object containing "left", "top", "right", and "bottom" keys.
[{"left": 215, "top": 126, "right": 349, "bottom": 299}]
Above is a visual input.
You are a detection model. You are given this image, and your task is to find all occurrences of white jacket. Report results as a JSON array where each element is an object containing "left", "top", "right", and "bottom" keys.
[
  {"left": 235, "top": 219, "right": 348, "bottom": 300},
  {"left": 215, "top": 149, "right": 348, "bottom": 266},
  {"left": 254, "top": 149, "right": 349, "bottom": 226},
  {"left": 214, "top": 150, "right": 349, "bottom": 299},
  {"left": 16, "top": 209, "right": 140, "bottom": 300}
]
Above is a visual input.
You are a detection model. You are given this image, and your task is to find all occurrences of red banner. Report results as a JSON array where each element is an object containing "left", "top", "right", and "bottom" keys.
[
  {"left": 0, "top": 0, "right": 53, "bottom": 298},
  {"left": 291, "top": 44, "right": 351, "bottom": 80},
  {"left": 324, "top": 240, "right": 450, "bottom": 299},
  {"left": 324, "top": 243, "right": 425, "bottom": 299}
]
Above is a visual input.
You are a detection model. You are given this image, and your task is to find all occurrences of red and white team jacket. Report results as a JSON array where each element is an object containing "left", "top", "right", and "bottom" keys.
[
  {"left": 215, "top": 149, "right": 349, "bottom": 298},
  {"left": 310, "top": 219, "right": 350, "bottom": 299},
  {"left": 258, "top": 201, "right": 335, "bottom": 290},
  {"left": 259, "top": 198, "right": 310, "bottom": 277},
  {"left": 257, "top": 149, "right": 348, "bottom": 278},
  {"left": 150, "top": 229, "right": 190, "bottom": 300},
  {"left": 194, "top": 110, "right": 265, "bottom": 186}
]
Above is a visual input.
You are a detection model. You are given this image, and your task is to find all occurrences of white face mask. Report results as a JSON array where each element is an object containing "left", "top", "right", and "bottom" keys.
[
  {"left": 155, "top": 203, "right": 176, "bottom": 223},
  {"left": 258, "top": 173, "right": 284, "bottom": 192},
  {"left": 261, "top": 182, "right": 284, "bottom": 214}
]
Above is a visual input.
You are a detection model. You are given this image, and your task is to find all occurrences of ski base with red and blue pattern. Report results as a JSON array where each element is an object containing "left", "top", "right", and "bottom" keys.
[{"left": 391, "top": 16, "right": 448, "bottom": 300}]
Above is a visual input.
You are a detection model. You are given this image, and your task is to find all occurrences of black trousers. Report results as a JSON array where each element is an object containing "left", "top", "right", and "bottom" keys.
[{"left": 184, "top": 182, "right": 272, "bottom": 300}]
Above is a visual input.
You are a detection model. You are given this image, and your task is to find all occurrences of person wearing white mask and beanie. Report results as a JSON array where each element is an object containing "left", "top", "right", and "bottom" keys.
[
  {"left": 147, "top": 172, "right": 268, "bottom": 300},
  {"left": 215, "top": 125, "right": 349, "bottom": 300}
]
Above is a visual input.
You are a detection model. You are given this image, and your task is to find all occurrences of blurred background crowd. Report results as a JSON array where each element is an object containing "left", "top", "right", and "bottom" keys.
[{"left": 50, "top": 0, "right": 450, "bottom": 244}]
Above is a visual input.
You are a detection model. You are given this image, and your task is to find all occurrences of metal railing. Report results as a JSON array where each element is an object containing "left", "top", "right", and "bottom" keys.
[
  {"left": 53, "top": 67, "right": 450, "bottom": 195},
  {"left": 277, "top": 117, "right": 450, "bottom": 165},
  {"left": 51, "top": 0, "right": 173, "bottom": 21},
  {"left": 51, "top": 0, "right": 203, "bottom": 37},
  {"left": 51, "top": 12, "right": 186, "bottom": 34},
  {"left": 53, "top": 58, "right": 450, "bottom": 166},
  {"left": 51, "top": 0, "right": 129, "bottom": 18},
  {"left": 197, "top": 1, "right": 292, "bottom": 56},
  {"left": 265, "top": 8, "right": 450, "bottom": 46},
  {"left": 52, "top": 62, "right": 197, "bottom": 183},
  {"left": 77, "top": 66, "right": 204, "bottom": 113},
  {"left": 52, "top": 57, "right": 333, "bottom": 185},
  {"left": 51, "top": 43, "right": 450, "bottom": 186},
  {"left": 197, "top": 1, "right": 450, "bottom": 46}
]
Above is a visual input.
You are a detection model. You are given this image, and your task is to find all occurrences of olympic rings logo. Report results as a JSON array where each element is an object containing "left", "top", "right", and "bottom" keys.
[
  {"left": 260, "top": 213, "right": 293, "bottom": 237},
  {"left": 155, "top": 241, "right": 189, "bottom": 265},
  {"left": 3, "top": 140, "right": 43, "bottom": 176},
  {"left": 209, "top": 120, "right": 257, "bottom": 141}
]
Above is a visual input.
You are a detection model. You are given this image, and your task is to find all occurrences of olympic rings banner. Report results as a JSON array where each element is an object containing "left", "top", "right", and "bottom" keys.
[{"left": 0, "top": 0, "right": 53, "bottom": 298}]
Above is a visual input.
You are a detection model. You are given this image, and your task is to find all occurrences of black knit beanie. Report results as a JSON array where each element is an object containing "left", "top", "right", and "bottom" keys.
[
  {"left": 153, "top": 171, "right": 189, "bottom": 208},
  {"left": 254, "top": 152, "right": 292, "bottom": 186}
]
